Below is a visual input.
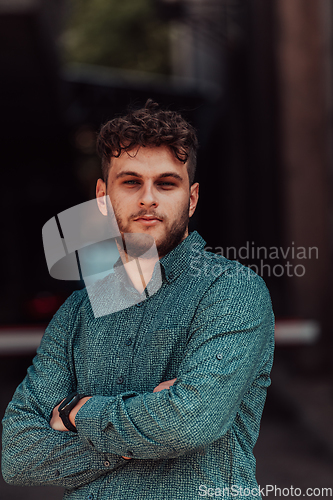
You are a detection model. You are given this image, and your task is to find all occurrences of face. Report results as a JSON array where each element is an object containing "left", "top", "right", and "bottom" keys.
[{"left": 96, "top": 146, "right": 199, "bottom": 258}]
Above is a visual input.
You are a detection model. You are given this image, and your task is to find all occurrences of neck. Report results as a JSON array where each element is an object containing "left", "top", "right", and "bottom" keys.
[{"left": 116, "top": 239, "right": 158, "bottom": 293}]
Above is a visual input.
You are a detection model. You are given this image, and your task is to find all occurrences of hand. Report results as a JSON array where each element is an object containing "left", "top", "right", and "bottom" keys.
[
  {"left": 153, "top": 378, "right": 177, "bottom": 393},
  {"left": 50, "top": 402, "right": 68, "bottom": 431}
]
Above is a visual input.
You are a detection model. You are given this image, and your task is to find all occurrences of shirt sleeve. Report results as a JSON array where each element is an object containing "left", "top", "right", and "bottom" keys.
[
  {"left": 74, "top": 270, "right": 275, "bottom": 460},
  {"left": 1, "top": 291, "right": 123, "bottom": 489}
]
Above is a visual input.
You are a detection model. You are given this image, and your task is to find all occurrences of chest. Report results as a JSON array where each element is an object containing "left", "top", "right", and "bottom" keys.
[{"left": 71, "top": 286, "right": 197, "bottom": 396}]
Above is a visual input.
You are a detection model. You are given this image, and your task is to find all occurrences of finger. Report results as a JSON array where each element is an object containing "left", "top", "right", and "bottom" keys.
[{"left": 153, "top": 378, "right": 177, "bottom": 392}]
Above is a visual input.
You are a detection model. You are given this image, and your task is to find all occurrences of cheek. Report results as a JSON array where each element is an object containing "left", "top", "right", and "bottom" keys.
[
  {"left": 108, "top": 192, "right": 123, "bottom": 214},
  {"left": 166, "top": 194, "right": 190, "bottom": 214},
  {"left": 165, "top": 190, "right": 187, "bottom": 207}
]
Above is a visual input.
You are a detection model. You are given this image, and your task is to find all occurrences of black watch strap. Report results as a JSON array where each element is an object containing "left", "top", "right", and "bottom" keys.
[{"left": 58, "top": 392, "right": 86, "bottom": 432}]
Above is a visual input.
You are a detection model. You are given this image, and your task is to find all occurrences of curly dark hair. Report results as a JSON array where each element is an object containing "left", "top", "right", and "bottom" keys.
[{"left": 96, "top": 99, "right": 198, "bottom": 185}]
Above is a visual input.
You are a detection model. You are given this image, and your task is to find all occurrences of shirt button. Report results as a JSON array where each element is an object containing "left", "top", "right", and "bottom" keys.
[
  {"left": 104, "top": 460, "right": 110, "bottom": 467},
  {"left": 125, "top": 338, "right": 132, "bottom": 346},
  {"left": 216, "top": 354, "right": 223, "bottom": 360},
  {"left": 117, "top": 377, "right": 124, "bottom": 384},
  {"left": 169, "top": 272, "right": 174, "bottom": 279},
  {"left": 136, "top": 301, "right": 143, "bottom": 307},
  {"left": 87, "top": 494, "right": 94, "bottom": 500}
]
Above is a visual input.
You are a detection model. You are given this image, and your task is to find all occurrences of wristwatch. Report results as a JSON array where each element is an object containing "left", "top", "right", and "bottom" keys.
[{"left": 58, "top": 392, "right": 86, "bottom": 432}]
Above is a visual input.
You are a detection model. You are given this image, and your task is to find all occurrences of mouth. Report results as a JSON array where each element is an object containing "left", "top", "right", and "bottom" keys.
[{"left": 133, "top": 216, "right": 162, "bottom": 226}]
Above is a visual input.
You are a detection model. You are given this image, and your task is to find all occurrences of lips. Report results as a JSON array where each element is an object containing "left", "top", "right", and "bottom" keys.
[
  {"left": 133, "top": 216, "right": 162, "bottom": 226},
  {"left": 133, "top": 214, "right": 162, "bottom": 221},
  {"left": 135, "top": 217, "right": 161, "bottom": 221}
]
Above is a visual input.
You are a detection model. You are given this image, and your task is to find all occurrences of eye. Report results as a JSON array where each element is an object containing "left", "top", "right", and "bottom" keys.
[
  {"left": 123, "top": 180, "right": 140, "bottom": 185},
  {"left": 158, "top": 182, "right": 175, "bottom": 187}
]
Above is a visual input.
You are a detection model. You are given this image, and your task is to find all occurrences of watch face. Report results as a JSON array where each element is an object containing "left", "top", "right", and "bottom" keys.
[
  {"left": 65, "top": 395, "right": 77, "bottom": 408},
  {"left": 58, "top": 393, "right": 79, "bottom": 433},
  {"left": 59, "top": 392, "right": 79, "bottom": 414}
]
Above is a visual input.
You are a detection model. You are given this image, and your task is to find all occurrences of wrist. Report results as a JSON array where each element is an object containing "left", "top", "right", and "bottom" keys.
[
  {"left": 69, "top": 396, "right": 92, "bottom": 428},
  {"left": 58, "top": 393, "right": 91, "bottom": 432}
]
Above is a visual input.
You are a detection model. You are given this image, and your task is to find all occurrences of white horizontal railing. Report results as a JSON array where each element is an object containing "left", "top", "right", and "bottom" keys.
[{"left": 0, "top": 327, "right": 45, "bottom": 355}]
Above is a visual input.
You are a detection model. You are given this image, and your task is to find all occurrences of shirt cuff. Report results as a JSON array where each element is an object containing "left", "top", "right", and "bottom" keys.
[{"left": 75, "top": 394, "right": 136, "bottom": 459}]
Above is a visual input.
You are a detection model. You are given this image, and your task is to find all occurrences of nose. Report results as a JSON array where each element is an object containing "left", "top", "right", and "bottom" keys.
[{"left": 139, "top": 182, "right": 158, "bottom": 209}]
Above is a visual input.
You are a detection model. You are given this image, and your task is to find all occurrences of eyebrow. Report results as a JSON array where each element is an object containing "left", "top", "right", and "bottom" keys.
[
  {"left": 116, "top": 171, "right": 183, "bottom": 182},
  {"left": 159, "top": 172, "right": 183, "bottom": 181}
]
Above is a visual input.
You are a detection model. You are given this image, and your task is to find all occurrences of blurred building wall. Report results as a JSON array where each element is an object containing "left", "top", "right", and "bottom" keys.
[
  {"left": 275, "top": 0, "right": 333, "bottom": 369},
  {"left": 168, "top": 0, "right": 333, "bottom": 372},
  {"left": 169, "top": 0, "right": 225, "bottom": 90}
]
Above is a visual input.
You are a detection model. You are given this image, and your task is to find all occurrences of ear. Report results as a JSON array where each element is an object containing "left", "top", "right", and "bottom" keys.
[
  {"left": 96, "top": 178, "right": 108, "bottom": 216},
  {"left": 189, "top": 182, "right": 199, "bottom": 218}
]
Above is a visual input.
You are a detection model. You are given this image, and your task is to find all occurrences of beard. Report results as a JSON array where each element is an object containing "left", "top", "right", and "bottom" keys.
[
  {"left": 113, "top": 201, "right": 190, "bottom": 259},
  {"left": 154, "top": 204, "right": 189, "bottom": 257}
]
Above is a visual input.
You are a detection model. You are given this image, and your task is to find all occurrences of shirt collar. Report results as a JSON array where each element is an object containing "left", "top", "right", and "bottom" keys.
[
  {"left": 160, "top": 230, "right": 206, "bottom": 283},
  {"left": 113, "top": 230, "right": 206, "bottom": 287}
]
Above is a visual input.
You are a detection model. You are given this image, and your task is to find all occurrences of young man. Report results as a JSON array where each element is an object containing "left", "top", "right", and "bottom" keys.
[{"left": 2, "top": 100, "right": 274, "bottom": 499}]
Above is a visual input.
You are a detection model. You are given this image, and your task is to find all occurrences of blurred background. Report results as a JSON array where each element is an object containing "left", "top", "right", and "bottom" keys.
[{"left": 0, "top": 0, "right": 333, "bottom": 498}]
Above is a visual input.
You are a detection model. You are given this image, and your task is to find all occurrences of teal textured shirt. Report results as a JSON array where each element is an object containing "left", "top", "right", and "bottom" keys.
[{"left": 2, "top": 231, "right": 274, "bottom": 500}]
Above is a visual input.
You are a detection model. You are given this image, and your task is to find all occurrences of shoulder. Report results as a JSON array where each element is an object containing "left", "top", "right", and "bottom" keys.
[
  {"left": 57, "top": 287, "right": 89, "bottom": 314},
  {"left": 191, "top": 250, "right": 273, "bottom": 316},
  {"left": 46, "top": 287, "right": 90, "bottom": 332},
  {"left": 219, "top": 257, "right": 271, "bottom": 303},
  {"left": 191, "top": 246, "right": 270, "bottom": 293}
]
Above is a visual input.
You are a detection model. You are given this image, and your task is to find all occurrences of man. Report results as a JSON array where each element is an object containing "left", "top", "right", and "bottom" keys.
[{"left": 2, "top": 100, "right": 274, "bottom": 499}]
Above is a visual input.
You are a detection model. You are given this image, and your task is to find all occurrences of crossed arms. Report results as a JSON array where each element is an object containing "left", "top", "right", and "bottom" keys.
[
  {"left": 1, "top": 273, "right": 274, "bottom": 490},
  {"left": 49, "top": 379, "right": 177, "bottom": 460}
]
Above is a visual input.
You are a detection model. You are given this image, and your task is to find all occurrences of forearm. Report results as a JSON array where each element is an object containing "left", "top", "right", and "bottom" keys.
[
  {"left": 74, "top": 359, "right": 262, "bottom": 460},
  {"left": 74, "top": 384, "right": 223, "bottom": 460},
  {"left": 1, "top": 392, "right": 121, "bottom": 489}
]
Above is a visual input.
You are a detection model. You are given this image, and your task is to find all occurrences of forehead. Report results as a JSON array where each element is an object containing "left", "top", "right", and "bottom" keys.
[{"left": 109, "top": 146, "right": 188, "bottom": 178}]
